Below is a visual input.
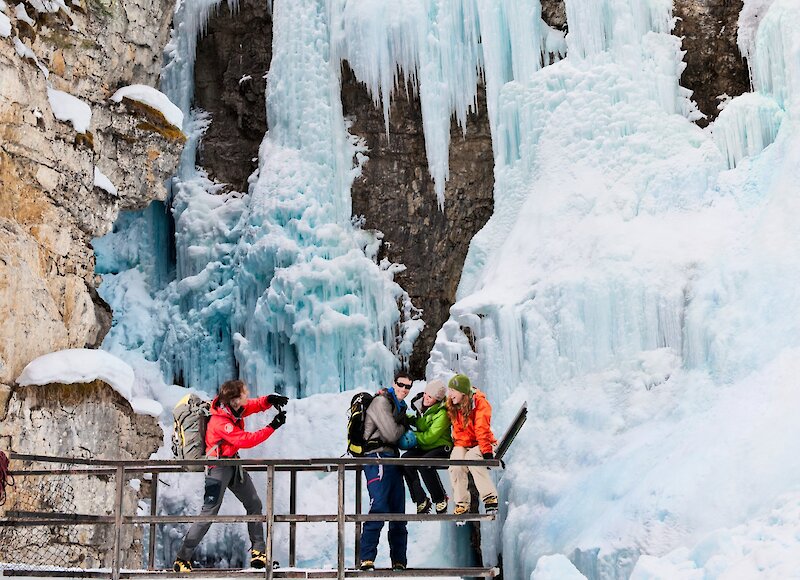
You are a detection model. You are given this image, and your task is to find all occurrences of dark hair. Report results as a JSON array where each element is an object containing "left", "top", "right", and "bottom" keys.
[
  {"left": 394, "top": 369, "right": 414, "bottom": 382},
  {"left": 216, "top": 379, "right": 246, "bottom": 408}
]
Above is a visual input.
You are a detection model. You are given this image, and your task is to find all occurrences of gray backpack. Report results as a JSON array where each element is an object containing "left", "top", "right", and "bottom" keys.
[{"left": 172, "top": 394, "right": 211, "bottom": 471}]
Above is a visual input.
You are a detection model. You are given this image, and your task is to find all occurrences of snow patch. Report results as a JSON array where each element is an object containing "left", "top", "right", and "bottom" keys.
[
  {"left": 94, "top": 167, "right": 119, "bottom": 196},
  {"left": 17, "top": 349, "right": 135, "bottom": 402},
  {"left": 47, "top": 87, "right": 91, "bottom": 132},
  {"left": 15, "top": 3, "right": 34, "bottom": 25},
  {"left": 111, "top": 84, "right": 184, "bottom": 129},
  {"left": 0, "top": 11, "right": 9, "bottom": 36},
  {"left": 532, "top": 555, "right": 587, "bottom": 580}
]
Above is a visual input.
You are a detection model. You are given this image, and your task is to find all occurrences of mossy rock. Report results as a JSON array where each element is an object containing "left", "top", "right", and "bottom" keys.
[
  {"left": 75, "top": 131, "right": 94, "bottom": 150},
  {"left": 121, "top": 97, "right": 186, "bottom": 143}
]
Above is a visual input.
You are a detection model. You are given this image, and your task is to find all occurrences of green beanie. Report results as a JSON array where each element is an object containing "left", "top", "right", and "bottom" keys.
[{"left": 448, "top": 374, "right": 472, "bottom": 395}]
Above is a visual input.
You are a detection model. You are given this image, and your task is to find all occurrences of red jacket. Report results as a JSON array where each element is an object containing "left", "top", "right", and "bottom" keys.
[
  {"left": 449, "top": 388, "right": 497, "bottom": 455},
  {"left": 205, "top": 396, "right": 276, "bottom": 458}
]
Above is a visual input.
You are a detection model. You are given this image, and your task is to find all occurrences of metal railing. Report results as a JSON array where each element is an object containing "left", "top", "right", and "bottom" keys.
[{"left": 1, "top": 453, "right": 501, "bottom": 579}]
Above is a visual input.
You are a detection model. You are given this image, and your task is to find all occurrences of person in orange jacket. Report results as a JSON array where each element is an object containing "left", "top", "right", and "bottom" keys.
[
  {"left": 445, "top": 374, "right": 498, "bottom": 515},
  {"left": 173, "top": 379, "right": 288, "bottom": 572}
]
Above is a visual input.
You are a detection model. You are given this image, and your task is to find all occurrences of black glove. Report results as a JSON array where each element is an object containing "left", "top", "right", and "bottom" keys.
[
  {"left": 482, "top": 452, "right": 494, "bottom": 460},
  {"left": 269, "top": 411, "right": 287, "bottom": 430},
  {"left": 267, "top": 394, "right": 289, "bottom": 408}
]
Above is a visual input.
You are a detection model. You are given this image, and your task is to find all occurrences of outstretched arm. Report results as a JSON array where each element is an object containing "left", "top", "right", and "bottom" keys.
[{"left": 220, "top": 423, "right": 276, "bottom": 449}]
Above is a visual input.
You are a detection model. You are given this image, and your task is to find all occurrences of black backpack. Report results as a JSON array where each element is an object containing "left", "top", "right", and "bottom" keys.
[{"left": 346, "top": 392, "right": 383, "bottom": 456}]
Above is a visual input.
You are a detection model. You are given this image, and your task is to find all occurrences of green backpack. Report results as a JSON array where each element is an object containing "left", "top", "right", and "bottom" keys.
[{"left": 171, "top": 394, "right": 211, "bottom": 471}]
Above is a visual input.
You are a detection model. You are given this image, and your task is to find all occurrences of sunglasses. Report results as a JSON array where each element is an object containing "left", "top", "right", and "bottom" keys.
[{"left": 395, "top": 380, "right": 412, "bottom": 389}]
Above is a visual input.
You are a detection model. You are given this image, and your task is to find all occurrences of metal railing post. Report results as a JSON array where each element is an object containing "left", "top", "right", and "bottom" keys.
[
  {"left": 289, "top": 469, "right": 296, "bottom": 567},
  {"left": 264, "top": 465, "right": 275, "bottom": 580},
  {"left": 112, "top": 464, "right": 125, "bottom": 580},
  {"left": 337, "top": 464, "right": 345, "bottom": 580},
  {"left": 147, "top": 472, "right": 158, "bottom": 570},
  {"left": 354, "top": 466, "right": 362, "bottom": 569}
]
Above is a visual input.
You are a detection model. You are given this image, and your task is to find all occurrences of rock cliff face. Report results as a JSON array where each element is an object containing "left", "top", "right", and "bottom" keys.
[
  {"left": 673, "top": 0, "right": 750, "bottom": 124},
  {"left": 0, "top": 0, "right": 183, "bottom": 388},
  {"left": 0, "top": 380, "right": 162, "bottom": 568},
  {"left": 194, "top": 0, "right": 272, "bottom": 192},
  {"left": 341, "top": 69, "right": 495, "bottom": 377}
]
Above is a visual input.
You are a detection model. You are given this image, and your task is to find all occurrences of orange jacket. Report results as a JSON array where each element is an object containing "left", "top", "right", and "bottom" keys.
[
  {"left": 205, "top": 396, "right": 275, "bottom": 458},
  {"left": 450, "top": 388, "right": 497, "bottom": 454}
]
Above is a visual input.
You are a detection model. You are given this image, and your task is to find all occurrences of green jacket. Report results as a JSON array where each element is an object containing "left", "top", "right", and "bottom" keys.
[{"left": 412, "top": 401, "right": 452, "bottom": 450}]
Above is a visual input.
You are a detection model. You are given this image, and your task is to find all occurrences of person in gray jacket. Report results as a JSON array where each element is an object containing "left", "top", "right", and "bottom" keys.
[{"left": 358, "top": 373, "right": 412, "bottom": 572}]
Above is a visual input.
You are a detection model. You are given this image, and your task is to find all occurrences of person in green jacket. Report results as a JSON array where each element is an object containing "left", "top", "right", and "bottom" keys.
[{"left": 401, "top": 379, "right": 452, "bottom": 514}]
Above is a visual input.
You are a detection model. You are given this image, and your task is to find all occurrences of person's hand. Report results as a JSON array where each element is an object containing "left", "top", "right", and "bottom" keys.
[
  {"left": 269, "top": 411, "right": 287, "bottom": 430},
  {"left": 482, "top": 452, "right": 494, "bottom": 460},
  {"left": 267, "top": 394, "right": 289, "bottom": 408}
]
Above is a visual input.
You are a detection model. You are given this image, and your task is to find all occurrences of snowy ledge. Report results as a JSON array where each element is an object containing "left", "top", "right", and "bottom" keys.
[
  {"left": 110, "top": 84, "right": 183, "bottom": 130},
  {"left": 15, "top": 349, "right": 162, "bottom": 416}
]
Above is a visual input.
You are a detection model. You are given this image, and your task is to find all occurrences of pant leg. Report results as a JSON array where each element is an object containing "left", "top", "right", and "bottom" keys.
[
  {"left": 448, "top": 447, "right": 470, "bottom": 505},
  {"left": 359, "top": 460, "right": 388, "bottom": 563},
  {"left": 417, "top": 447, "right": 449, "bottom": 504},
  {"left": 177, "top": 467, "right": 234, "bottom": 560},
  {"left": 228, "top": 468, "right": 265, "bottom": 553},
  {"left": 385, "top": 464, "right": 407, "bottom": 566},
  {"left": 401, "top": 448, "right": 428, "bottom": 504},
  {"left": 464, "top": 445, "right": 498, "bottom": 500}
]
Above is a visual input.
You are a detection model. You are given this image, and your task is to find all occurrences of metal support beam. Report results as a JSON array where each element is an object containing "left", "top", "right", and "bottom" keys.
[
  {"left": 289, "top": 469, "right": 296, "bottom": 567},
  {"left": 337, "top": 465, "right": 345, "bottom": 580},
  {"left": 353, "top": 467, "right": 361, "bottom": 569},
  {"left": 112, "top": 465, "right": 125, "bottom": 580},
  {"left": 265, "top": 465, "right": 275, "bottom": 580},
  {"left": 147, "top": 476, "right": 159, "bottom": 570}
]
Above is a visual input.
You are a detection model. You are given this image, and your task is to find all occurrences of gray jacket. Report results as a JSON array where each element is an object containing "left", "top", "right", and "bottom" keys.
[{"left": 363, "top": 392, "right": 405, "bottom": 455}]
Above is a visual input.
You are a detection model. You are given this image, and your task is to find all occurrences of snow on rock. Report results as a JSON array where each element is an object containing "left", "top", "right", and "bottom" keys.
[
  {"left": 0, "top": 11, "right": 9, "bottom": 37},
  {"left": 532, "top": 555, "right": 587, "bottom": 580},
  {"left": 111, "top": 84, "right": 184, "bottom": 129},
  {"left": 15, "top": 3, "right": 34, "bottom": 24},
  {"left": 17, "top": 348, "right": 135, "bottom": 401},
  {"left": 94, "top": 166, "right": 119, "bottom": 196},
  {"left": 47, "top": 87, "right": 91, "bottom": 132}
]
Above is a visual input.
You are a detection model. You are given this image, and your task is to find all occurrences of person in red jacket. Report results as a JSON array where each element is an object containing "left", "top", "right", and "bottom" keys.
[
  {"left": 446, "top": 374, "right": 498, "bottom": 515},
  {"left": 173, "top": 379, "right": 288, "bottom": 572}
]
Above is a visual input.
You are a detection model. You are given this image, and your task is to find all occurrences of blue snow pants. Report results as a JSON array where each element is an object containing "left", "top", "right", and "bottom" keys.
[{"left": 359, "top": 452, "right": 407, "bottom": 566}]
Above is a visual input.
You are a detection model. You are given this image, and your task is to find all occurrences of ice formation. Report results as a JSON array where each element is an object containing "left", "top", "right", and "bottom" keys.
[{"left": 93, "top": 0, "right": 800, "bottom": 576}]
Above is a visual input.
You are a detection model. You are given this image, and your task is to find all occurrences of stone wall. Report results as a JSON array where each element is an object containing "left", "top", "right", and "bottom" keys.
[
  {"left": 0, "top": 380, "right": 162, "bottom": 568},
  {"left": 0, "top": 0, "right": 183, "bottom": 385}
]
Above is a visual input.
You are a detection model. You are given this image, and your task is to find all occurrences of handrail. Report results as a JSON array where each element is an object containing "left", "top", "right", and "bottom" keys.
[
  {"left": 8, "top": 453, "right": 501, "bottom": 468},
  {"left": 1, "top": 453, "right": 501, "bottom": 579}
]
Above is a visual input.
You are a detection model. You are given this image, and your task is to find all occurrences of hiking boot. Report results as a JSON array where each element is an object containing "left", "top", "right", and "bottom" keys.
[
  {"left": 392, "top": 562, "right": 406, "bottom": 571},
  {"left": 435, "top": 499, "right": 448, "bottom": 514},
  {"left": 416, "top": 497, "right": 432, "bottom": 514},
  {"left": 453, "top": 503, "right": 470, "bottom": 515},
  {"left": 173, "top": 558, "right": 192, "bottom": 573},
  {"left": 359, "top": 560, "right": 375, "bottom": 571},
  {"left": 250, "top": 549, "right": 267, "bottom": 569},
  {"left": 483, "top": 495, "right": 499, "bottom": 514}
]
